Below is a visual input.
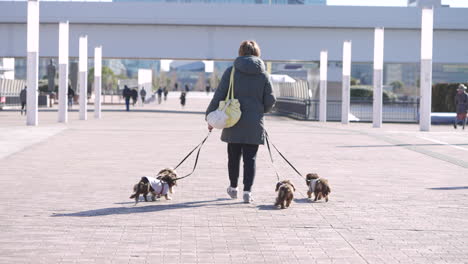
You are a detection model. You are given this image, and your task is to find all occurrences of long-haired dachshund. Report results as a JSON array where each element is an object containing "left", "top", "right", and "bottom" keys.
[
  {"left": 274, "top": 180, "right": 296, "bottom": 209},
  {"left": 306, "top": 173, "right": 331, "bottom": 202}
]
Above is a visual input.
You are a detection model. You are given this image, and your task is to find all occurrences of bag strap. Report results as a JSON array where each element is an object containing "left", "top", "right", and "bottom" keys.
[{"left": 225, "top": 67, "right": 235, "bottom": 101}]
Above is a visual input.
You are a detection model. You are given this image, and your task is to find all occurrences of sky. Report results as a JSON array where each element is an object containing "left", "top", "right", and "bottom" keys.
[{"left": 327, "top": 0, "right": 468, "bottom": 7}]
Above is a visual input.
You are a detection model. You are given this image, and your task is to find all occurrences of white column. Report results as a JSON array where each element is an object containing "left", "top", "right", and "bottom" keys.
[
  {"left": 373, "top": 28, "right": 384, "bottom": 128},
  {"left": 79, "top": 35, "right": 88, "bottom": 120},
  {"left": 94, "top": 46, "right": 102, "bottom": 119},
  {"left": 26, "top": 0, "right": 39, "bottom": 126},
  {"left": 203, "top": 60, "right": 214, "bottom": 73},
  {"left": 342, "top": 40, "right": 352, "bottom": 124},
  {"left": 319, "top": 50, "right": 328, "bottom": 122},
  {"left": 58, "top": 21, "right": 69, "bottom": 123},
  {"left": 2, "top": 58, "right": 15, "bottom": 80},
  {"left": 138, "top": 69, "right": 152, "bottom": 104},
  {"left": 420, "top": 8, "right": 434, "bottom": 132},
  {"left": 160, "top": 60, "right": 172, "bottom": 72}
]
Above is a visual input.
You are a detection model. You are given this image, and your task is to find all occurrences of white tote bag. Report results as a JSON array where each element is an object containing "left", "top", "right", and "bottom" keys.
[{"left": 207, "top": 67, "right": 241, "bottom": 129}]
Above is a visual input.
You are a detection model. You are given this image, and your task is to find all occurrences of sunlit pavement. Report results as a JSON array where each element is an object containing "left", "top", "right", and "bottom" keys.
[{"left": 0, "top": 101, "right": 467, "bottom": 264}]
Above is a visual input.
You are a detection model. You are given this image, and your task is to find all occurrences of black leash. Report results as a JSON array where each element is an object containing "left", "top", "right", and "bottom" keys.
[
  {"left": 172, "top": 131, "right": 211, "bottom": 180},
  {"left": 264, "top": 130, "right": 305, "bottom": 180},
  {"left": 265, "top": 132, "right": 281, "bottom": 182}
]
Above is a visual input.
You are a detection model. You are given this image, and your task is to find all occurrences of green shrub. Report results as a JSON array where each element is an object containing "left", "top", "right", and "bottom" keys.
[{"left": 350, "top": 87, "right": 397, "bottom": 101}]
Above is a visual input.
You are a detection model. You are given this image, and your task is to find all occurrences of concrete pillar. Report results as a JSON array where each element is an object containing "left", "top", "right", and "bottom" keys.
[
  {"left": 79, "top": 35, "right": 88, "bottom": 120},
  {"left": 26, "top": 0, "right": 39, "bottom": 126},
  {"left": 94, "top": 46, "right": 102, "bottom": 119},
  {"left": 419, "top": 8, "right": 434, "bottom": 131},
  {"left": 319, "top": 50, "right": 328, "bottom": 122},
  {"left": 138, "top": 69, "right": 152, "bottom": 104},
  {"left": 58, "top": 21, "right": 69, "bottom": 123},
  {"left": 2, "top": 58, "right": 15, "bottom": 80},
  {"left": 341, "top": 40, "right": 352, "bottom": 124},
  {"left": 373, "top": 28, "right": 384, "bottom": 128}
]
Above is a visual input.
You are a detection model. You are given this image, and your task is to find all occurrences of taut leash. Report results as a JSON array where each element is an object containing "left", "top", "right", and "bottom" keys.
[
  {"left": 264, "top": 130, "right": 305, "bottom": 180},
  {"left": 172, "top": 131, "right": 211, "bottom": 181}
]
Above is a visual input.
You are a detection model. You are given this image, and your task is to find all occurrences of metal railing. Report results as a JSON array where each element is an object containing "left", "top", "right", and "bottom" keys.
[
  {"left": 0, "top": 79, "right": 25, "bottom": 107},
  {"left": 272, "top": 82, "right": 420, "bottom": 123}
]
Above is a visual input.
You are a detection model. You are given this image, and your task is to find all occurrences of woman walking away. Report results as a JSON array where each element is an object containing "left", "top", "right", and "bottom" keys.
[
  {"left": 20, "top": 86, "right": 27, "bottom": 115},
  {"left": 180, "top": 91, "right": 186, "bottom": 108},
  {"left": 454, "top": 84, "right": 468, "bottom": 129},
  {"left": 205, "top": 40, "right": 276, "bottom": 203}
]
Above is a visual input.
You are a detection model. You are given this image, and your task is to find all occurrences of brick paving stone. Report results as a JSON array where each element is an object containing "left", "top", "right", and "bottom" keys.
[{"left": 1, "top": 106, "right": 467, "bottom": 264}]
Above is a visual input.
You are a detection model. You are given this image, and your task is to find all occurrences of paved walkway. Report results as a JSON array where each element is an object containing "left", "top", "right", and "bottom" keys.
[{"left": 0, "top": 101, "right": 467, "bottom": 264}]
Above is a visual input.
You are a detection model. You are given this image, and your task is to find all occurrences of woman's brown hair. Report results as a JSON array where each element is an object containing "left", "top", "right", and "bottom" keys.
[{"left": 238, "top": 40, "right": 261, "bottom": 57}]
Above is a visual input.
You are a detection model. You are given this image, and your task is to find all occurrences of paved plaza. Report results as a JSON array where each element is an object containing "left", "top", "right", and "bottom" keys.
[{"left": 0, "top": 98, "right": 467, "bottom": 264}]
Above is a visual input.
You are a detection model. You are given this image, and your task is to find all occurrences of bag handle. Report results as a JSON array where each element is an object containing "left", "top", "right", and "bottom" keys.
[{"left": 225, "top": 67, "right": 235, "bottom": 101}]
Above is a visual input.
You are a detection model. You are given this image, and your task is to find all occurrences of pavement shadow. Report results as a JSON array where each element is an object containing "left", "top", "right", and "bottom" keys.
[
  {"left": 51, "top": 198, "right": 232, "bottom": 217},
  {"left": 257, "top": 204, "right": 277, "bottom": 211},
  {"left": 427, "top": 186, "right": 468, "bottom": 190},
  {"left": 294, "top": 198, "right": 312, "bottom": 203}
]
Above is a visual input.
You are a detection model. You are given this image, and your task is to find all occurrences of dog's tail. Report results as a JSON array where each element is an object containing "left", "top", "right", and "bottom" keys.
[
  {"left": 130, "top": 183, "right": 138, "bottom": 199},
  {"left": 320, "top": 179, "right": 331, "bottom": 195}
]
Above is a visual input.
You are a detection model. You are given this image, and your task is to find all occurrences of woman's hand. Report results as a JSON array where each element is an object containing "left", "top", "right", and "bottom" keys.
[{"left": 208, "top": 124, "right": 213, "bottom": 132}]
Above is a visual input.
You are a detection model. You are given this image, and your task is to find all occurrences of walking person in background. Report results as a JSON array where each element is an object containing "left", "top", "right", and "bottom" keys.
[
  {"left": 205, "top": 40, "right": 276, "bottom": 203},
  {"left": 163, "top": 87, "right": 168, "bottom": 101},
  {"left": 19, "top": 86, "right": 27, "bottom": 115},
  {"left": 67, "top": 85, "right": 75, "bottom": 109},
  {"left": 180, "top": 91, "right": 186, "bottom": 108},
  {"left": 184, "top": 83, "right": 190, "bottom": 93},
  {"left": 205, "top": 83, "right": 211, "bottom": 95},
  {"left": 122, "top": 85, "right": 131, "bottom": 111},
  {"left": 131, "top": 88, "right": 138, "bottom": 106},
  {"left": 140, "top": 88, "right": 147, "bottom": 104},
  {"left": 157, "top": 87, "right": 163, "bottom": 104},
  {"left": 454, "top": 84, "right": 468, "bottom": 129},
  {"left": 174, "top": 82, "right": 178, "bottom": 91}
]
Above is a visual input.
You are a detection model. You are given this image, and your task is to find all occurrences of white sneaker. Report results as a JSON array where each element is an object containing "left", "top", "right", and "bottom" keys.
[
  {"left": 243, "top": 191, "right": 253, "bottom": 203},
  {"left": 227, "top": 187, "right": 238, "bottom": 199}
]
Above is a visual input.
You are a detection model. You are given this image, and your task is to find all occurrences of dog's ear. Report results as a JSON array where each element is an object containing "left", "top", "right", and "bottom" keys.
[
  {"left": 141, "top": 177, "right": 149, "bottom": 183},
  {"left": 291, "top": 183, "right": 296, "bottom": 192},
  {"left": 275, "top": 182, "right": 281, "bottom": 192}
]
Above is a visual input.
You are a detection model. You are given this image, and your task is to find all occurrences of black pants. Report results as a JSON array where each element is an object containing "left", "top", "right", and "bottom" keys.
[
  {"left": 227, "top": 143, "right": 259, "bottom": 192},
  {"left": 125, "top": 98, "right": 130, "bottom": 111},
  {"left": 21, "top": 102, "right": 26, "bottom": 114}
]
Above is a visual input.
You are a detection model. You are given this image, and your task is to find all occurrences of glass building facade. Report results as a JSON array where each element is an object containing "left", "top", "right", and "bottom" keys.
[{"left": 3, "top": 56, "right": 467, "bottom": 97}]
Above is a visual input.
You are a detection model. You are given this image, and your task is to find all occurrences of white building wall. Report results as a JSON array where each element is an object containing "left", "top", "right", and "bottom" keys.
[{"left": 0, "top": 2, "right": 467, "bottom": 63}]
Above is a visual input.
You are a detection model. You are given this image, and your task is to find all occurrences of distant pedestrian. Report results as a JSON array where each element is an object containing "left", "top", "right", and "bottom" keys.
[
  {"left": 454, "top": 84, "right": 468, "bottom": 129},
  {"left": 180, "top": 91, "right": 186, "bottom": 108},
  {"left": 19, "top": 86, "right": 27, "bottom": 115},
  {"left": 174, "top": 82, "right": 178, "bottom": 91},
  {"left": 68, "top": 86, "right": 75, "bottom": 109},
  {"left": 140, "top": 88, "right": 147, "bottom": 104},
  {"left": 131, "top": 88, "right": 138, "bottom": 106},
  {"left": 163, "top": 87, "right": 168, "bottom": 101},
  {"left": 205, "top": 83, "right": 211, "bottom": 95},
  {"left": 122, "top": 85, "right": 131, "bottom": 111},
  {"left": 157, "top": 87, "right": 163, "bottom": 104},
  {"left": 185, "top": 84, "right": 190, "bottom": 92}
]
